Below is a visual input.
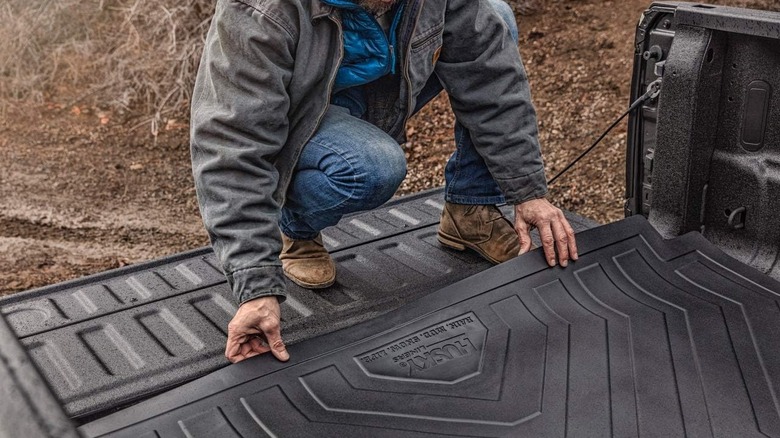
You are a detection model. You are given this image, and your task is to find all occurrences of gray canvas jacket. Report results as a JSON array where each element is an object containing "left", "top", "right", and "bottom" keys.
[{"left": 191, "top": 0, "right": 548, "bottom": 305}]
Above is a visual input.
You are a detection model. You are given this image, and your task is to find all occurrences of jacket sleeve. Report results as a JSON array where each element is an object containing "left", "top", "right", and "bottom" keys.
[
  {"left": 190, "top": 0, "right": 295, "bottom": 305},
  {"left": 435, "top": 0, "right": 548, "bottom": 204}
]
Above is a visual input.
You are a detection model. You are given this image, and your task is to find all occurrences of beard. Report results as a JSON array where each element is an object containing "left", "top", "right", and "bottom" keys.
[{"left": 358, "top": 0, "right": 400, "bottom": 15}]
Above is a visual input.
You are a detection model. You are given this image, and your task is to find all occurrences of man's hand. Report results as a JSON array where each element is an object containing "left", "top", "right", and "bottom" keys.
[
  {"left": 225, "top": 296, "right": 290, "bottom": 364},
  {"left": 515, "top": 198, "right": 578, "bottom": 267}
]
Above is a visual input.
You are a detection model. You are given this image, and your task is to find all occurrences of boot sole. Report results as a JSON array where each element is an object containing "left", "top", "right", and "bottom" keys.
[
  {"left": 437, "top": 230, "right": 503, "bottom": 265},
  {"left": 283, "top": 271, "right": 336, "bottom": 290}
]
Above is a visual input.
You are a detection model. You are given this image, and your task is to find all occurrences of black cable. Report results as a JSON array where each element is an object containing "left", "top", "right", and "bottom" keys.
[{"left": 546, "top": 83, "right": 660, "bottom": 186}]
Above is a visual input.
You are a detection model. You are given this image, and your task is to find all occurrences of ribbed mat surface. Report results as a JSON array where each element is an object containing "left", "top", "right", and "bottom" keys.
[{"left": 81, "top": 216, "right": 780, "bottom": 437}]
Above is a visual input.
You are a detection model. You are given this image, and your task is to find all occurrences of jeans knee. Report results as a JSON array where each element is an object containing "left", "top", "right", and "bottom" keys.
[
  {"left": 488, "top": 0, "right": 519, "bottom": 43},
  {"left": 360, "top": 140, "right": 407, "bottom": 207}
]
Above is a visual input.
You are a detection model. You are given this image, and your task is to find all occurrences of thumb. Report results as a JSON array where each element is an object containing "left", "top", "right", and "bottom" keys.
[{"left": 264, "top": 327, "right": 290, "bottom": 362}]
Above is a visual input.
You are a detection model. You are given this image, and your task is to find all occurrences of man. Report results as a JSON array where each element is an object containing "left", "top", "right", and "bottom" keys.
[{"left": 191, "top": 0, "right": 578, "bottom": 364}]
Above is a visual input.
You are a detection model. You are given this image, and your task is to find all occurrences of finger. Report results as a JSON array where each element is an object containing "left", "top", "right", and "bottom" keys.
[
  {"left": 248, "top": 336, "right": 271, "bottom": 354},
  {"left": 238, "top": 340, "right": 268, "bottom": 361},
  {"left": 227, "top": 336, "right": 270, "bottom": 364},
  {"left": 261, "top": 321, "right": 290, "bottom": 362},
  {"left": 225, "top": 334, "right": 245, "bottom": 363},
  {"left": 551, "top": 219, "right": 570, "bottom": 267},
  {"left": 538, "top": 222, "right": 556, "bottom": 267},
  {"left": 515, "top": 219, "right": 533, "bottom": 254},
  {"left": 560, "top": 215, "right": 579, "bottom": 260},
  {"left": 227, "top": 343, "right": 250, "bottom": 363}
]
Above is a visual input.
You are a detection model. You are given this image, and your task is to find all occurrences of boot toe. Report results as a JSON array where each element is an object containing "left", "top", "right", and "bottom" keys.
[
  {"left": 283, "top": 257, "right": 336, "bottom": 289},
  {"left": 280, "top": 233, "right": 336, "bottom": 289},
  {"left": 438, "top": 202, "right": 520, "bottom": 265}
]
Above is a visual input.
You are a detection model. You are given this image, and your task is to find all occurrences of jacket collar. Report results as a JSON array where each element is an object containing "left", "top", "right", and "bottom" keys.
[{"left": 311, "top": 0, "right": 333, "bottom": 20}]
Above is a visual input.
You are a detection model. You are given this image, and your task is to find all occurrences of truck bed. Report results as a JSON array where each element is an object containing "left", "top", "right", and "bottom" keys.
[
  {"left": 0, "top": 189, "right": 597, "bottom": 423},
  {"left": 4, "top": 2, "right": 780, "bottom": 436}
]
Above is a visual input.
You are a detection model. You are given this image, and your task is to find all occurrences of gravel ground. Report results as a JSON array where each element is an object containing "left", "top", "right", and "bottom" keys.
[{"left": 1, "top": 0, "right": 778, "bottom": 295}]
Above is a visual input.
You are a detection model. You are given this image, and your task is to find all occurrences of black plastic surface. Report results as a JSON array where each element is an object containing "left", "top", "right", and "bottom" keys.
[
  {"left": 0, "top": 189, "right": 597, "bottom": 421},
  {"left": 674, "top": 2, "right": 780, "bottom": 39},
  {"left": 80, "top": 216, "right": 780, "bottom": 437},
  {"left": 0, "top": 311, "right": 79, "bottom": 438},
  {"left": 627, "top": 2, "right": 780, "bottom": 283}
]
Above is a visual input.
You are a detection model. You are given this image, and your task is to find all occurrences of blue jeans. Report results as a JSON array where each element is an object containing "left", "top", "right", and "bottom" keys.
[{"left": 280, "top": 0, "right": 519, "bottom": 240}]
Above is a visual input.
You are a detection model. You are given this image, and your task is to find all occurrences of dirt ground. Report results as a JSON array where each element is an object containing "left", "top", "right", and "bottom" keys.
[{"left": 0, "top": 0, "right": 776, "bottom": 295}]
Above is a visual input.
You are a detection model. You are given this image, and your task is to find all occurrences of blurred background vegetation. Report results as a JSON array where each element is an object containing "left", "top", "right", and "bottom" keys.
[{"left": 0, "top": 0, "right": 212, "bottom": 133}]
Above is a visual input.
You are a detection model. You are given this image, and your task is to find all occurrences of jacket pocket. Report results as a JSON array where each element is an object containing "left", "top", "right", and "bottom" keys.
[{"left": 411, "top": 22, "right": 444, "bottom": 53}]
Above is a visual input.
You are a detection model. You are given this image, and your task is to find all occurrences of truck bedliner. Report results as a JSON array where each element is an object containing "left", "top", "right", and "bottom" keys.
[
  {"left": 0, "top": 189, "right": 597, "bottom": 422},
  {"left": 80, "top": 215, "right": 780, "bottom": 437}
]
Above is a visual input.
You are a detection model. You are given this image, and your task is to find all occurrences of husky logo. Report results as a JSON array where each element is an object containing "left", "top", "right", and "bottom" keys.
[
  {"left": 406, "top": 336, "right": 476, "bottom": 372},
  {"left": 355, "top": 313, "right": 486, "bottom": 383}
]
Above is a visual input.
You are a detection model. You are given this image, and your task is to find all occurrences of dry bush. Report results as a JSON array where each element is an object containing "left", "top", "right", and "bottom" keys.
[
  {"left": 0, "top": 0, "right": 97, "bottom": 101},
  {"left": 0, "top": 0, "right": 213, "bottom": 132},
  {"left": 1, "top": 0, "right": 777, "bottom": 132}
]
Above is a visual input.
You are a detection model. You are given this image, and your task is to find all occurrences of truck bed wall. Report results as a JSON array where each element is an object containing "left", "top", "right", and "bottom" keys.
[{"left": 629, "top": 2, "right": 780, "bottom": 279}]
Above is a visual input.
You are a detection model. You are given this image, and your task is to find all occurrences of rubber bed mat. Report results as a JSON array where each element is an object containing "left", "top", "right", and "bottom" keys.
[
  {"left": 80, "top": 215, "right": 780, "bottom": 437},
  {"left": 0, "top": 189, "right": 596, "bottom": 421}
]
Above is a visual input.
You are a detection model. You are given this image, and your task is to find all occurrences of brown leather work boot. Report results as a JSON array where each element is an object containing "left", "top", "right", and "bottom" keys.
[
  {"left": 437, "top": 202, "right": 520, "bottom": 264},
  {"left": 280, "top": 233, "right": 336, "bottom": 289}
]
